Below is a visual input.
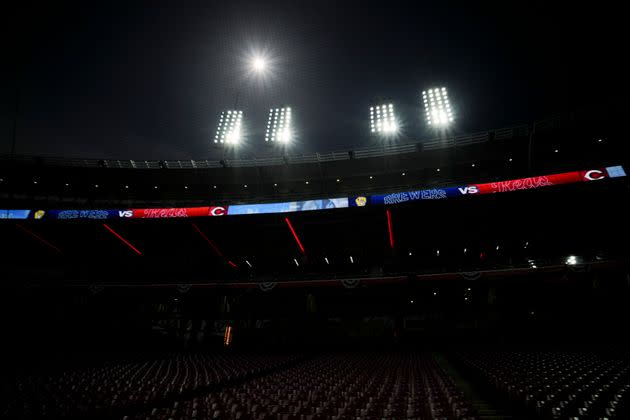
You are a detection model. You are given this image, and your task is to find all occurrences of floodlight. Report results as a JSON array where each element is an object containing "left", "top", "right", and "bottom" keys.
[
  {"left": 265, "top": 107, "right": 292, "bottom": 143},
  {"left": 565, "top": 255, "right": 578, "bottom": 265},
  {"left": 214, "top": 110, "right": 243, "bottom": 144},
  {"left": 370, "top": 103, "right": 398, "bottom": 135},
  {"left": 252, "top": 56, "right": 267, "bottom": 72},
  {"left": 422, "top": 87, "right": 454, "bottom": 126}
]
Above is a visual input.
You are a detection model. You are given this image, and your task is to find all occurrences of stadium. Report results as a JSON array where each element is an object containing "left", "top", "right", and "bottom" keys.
[{"left": 1, "top": 2, "right": 628, "bottom": 420}]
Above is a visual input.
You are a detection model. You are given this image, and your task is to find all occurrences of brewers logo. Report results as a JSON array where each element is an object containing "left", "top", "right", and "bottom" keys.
[
  {"left": 34, "top": 210, "right": 46, "bottom": 220},
  {"left": 355, "top": 196, "right": 367, "bottom": 207}
]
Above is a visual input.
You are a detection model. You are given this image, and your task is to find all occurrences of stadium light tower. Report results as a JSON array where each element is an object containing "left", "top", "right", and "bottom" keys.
[
  {"left": 370, "top": 103, "right": 398, "bottom": 136},
  {"left": 211, "top": 49, "right": 274, "bottom": 154},
  {"left": 214, "top": 110, "right": 243, "bottom": 145},
  {"left": 422, "top": 87, "right": 453, "bottom": 127},
  {"left": 265, "top": 106, "right": 292, "bottom": 144}
]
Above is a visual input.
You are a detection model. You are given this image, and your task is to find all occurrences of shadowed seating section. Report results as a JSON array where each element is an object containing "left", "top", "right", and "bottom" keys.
[
  {"left": 2, "top": 353, "right": 302, "bottom": 419},
  {"left": 454, "top": 351, "right": 630, "bottom": 419},
  {"left": 128, "top": 353, "right": 476, "bottom": 420}
]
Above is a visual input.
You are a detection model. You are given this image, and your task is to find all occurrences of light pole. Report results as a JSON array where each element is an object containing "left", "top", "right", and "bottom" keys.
[
  {"left": 234, "top": 55, "right": 268, "bottom": 109},
  {"left": 218, "top": 54, "right": 269, "bottom": 162}
]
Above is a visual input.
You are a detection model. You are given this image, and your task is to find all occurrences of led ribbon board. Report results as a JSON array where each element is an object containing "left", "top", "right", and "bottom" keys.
[
  {"left": 10, "top": 207, "right": 228, "bottom": 220},
  {"left": 360, "top": 166, "right": 625, "bottom": 206},
  {"left": 227, "top": 198, "right": 348, "bottom": 215},
  {"left": 0, "top": 210, "right": 31, "bottom": 219},
  {"left": 127, "top": 207, "right": 227, "bottom": 218},
  {"left": 1, "top": 166, "right": 625, "bottom": 220},
  {"left": 39, "top": 210, "right": 126, "bottom": 220}
]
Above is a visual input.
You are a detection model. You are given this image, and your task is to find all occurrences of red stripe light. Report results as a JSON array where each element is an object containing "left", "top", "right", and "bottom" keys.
[
  {"left": 15, "top": 223, "right": 62, "bottom": 253},
  {"left": 191, "top": 223, "right": 224, "bottom": 257},
  {"left": 386, "top": 209, "right": 394, "bottom": 249},
  {"left": 191, "top": 223, "right": 236, "bottom": 269},
  {"left": 103, "top": 224, "right": 142, "bottom": 255},
  {"left": 285, "top": 217, "right": 305, "bottom": 254}
]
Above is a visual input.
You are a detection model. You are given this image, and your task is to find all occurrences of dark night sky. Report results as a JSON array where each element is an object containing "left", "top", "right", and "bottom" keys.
[{"left": 2, "top": 1, "right": 622, "bottom": 160}]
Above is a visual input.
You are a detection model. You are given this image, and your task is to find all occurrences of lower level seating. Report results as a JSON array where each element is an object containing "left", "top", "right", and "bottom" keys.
[{"left": 128, "top": 353, "right": 476, "bottom": 420}]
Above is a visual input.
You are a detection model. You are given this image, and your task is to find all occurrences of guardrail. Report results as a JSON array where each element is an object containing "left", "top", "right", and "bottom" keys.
[{"left": 1, "top": 123, "right": 531, "bottom": 170}]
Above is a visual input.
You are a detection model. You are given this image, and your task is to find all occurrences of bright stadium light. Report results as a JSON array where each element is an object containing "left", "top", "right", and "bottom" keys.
[
  {"left": 252, "top": 56, "right": 267, "bottom": 73},
  {"left": 565, "top": 255, "right": 578, "bottom": 265},
  {"left": 370, "top": 103, "right": 398, "bottom": 135},
  {"left": 245, "top": 48, "right": 273, "bottom": 78},
  {"left": 265, "top": 106, "right": 292, "bottom": 143},
  {"left": 422, "top": 87, "right": 454, "bottom": 126},
  {"left": 214, "top": 110, "right": 243, "bottom": 145}
]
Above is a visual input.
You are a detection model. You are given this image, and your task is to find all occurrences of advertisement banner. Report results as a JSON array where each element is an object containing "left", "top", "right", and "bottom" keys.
[
  {"left": 370, "top": 187, "right": 461, "bottom": 206},
  {"left": 366, "top": 166, "right": 625, "bottom": 206},
  {"left": 40, "top": 209, "right": 124, "bottom": 220},
  {"left": 604, "top": 165, "right": 626, "bottom": 178},
  {"left": 228, "top": 198, "right": 348, "bottom": 215},
  {"left": 1, "top": 166, "right": 624, "bottom": 222},
  {"left": 0, "top": 210, "right": 31, "bottom": 219},
  {"left": 472, "top": 171, "right": 582, "bottom": 195},
  {"left": 129, "top": 206, "right": 227, "bottom": 218}
]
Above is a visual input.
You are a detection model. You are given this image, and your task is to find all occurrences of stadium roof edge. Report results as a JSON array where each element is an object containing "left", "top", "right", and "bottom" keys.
[{"left": 0, "top": 123, "right": 531, "bottom": 170}]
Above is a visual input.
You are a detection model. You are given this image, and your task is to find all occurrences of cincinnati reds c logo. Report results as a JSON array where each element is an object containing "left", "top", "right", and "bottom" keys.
[
  {"left": 584, "top": 170, "right": 605, "bottom": 181},
  {"left": 210, "top": 207, "right": 226, "bottom": 216}
]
